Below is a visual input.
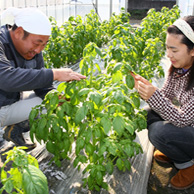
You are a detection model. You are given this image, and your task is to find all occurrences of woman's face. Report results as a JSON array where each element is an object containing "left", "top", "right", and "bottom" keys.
[{"left": 166, "top": 33, "right": 194, "bottom": 69}]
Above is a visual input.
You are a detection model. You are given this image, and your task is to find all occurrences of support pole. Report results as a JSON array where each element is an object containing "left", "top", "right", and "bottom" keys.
[
  {"left": 110, "top": 0, "right": 112, "bottom": 19},
  {"left": 125, "top": 0, "right": 128, "bottom": 12},
  {"left": 95, "top": 0, "right": 98, "bottom": 14}
]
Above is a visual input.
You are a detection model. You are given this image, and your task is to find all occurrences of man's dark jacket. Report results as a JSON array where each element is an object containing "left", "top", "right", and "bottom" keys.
[{"left": 0, "top": 25, "right": 54, "bottom": 108}]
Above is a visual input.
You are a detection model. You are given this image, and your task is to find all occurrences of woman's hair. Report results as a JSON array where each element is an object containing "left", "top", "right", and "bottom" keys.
[
  {"left": 167, "top": 16, "right": 194, "bottom": 91},
  {"left": 11, "top": 24, "right": 30, "bottom": 40}
]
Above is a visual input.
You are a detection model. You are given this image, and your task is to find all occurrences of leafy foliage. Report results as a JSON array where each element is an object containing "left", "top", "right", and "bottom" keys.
[
  {"left": 103, "top": 5, "right": 180, "bottom": 80},
  {"left": 30, "top": 5, "right": 180, "bottom": 191},
  {"left": 43, "top": 6, "right": 180, "bottom": 72},
  {"left": 43, "top": 10, "right": 108, "bottom": 68},
  {"left": 30, "top": 43, "right": 147, "bottom": 191},
  {"left": 0, "top": 147, "right": 49, "bottom": 194}
]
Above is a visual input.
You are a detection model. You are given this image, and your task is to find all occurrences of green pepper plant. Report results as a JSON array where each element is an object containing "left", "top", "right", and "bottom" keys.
[
  {"left": 43, "top": 10, "right": 108, "bottom": 68},
  {"left": 0, "top": 147, "right": 49, "bottom": 194},
  {"left": 29, "top": 6, "right": 180, "bottom": 191},
  {"left": 43, "top": 5, "right": 180, "bottom": 70},
  {"left": 30, "top": 43, "right": 147, "bottom": 191}
]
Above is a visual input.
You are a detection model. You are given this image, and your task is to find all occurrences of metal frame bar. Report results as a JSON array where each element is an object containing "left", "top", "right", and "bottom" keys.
[{"left": 110, "top": 0, "right": 112, "bottom": 18}]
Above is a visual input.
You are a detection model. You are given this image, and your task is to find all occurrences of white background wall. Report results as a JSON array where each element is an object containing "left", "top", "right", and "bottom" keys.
[{"left": 177, "top": 0, "right": 194, "bottom": 16}]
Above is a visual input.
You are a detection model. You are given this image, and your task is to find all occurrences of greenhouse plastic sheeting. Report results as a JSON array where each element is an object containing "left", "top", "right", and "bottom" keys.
[{"left": 0, "top": 0, "right": 127, "bottom": 26}]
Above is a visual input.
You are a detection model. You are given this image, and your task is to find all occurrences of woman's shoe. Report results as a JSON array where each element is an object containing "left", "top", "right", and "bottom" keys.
[
  {"left": 170, "top": 164, "right": 194, "bottom": 190},
  {"left": 154, "top": 150, "right": 171, "bottom": 163}
]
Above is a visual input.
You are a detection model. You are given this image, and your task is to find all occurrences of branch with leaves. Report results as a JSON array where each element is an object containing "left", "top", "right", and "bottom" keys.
[{"left": 0, "top": 147, "right": 49, "bottom": 194}]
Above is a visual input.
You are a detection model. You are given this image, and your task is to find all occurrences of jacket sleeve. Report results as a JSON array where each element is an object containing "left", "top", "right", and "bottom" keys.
[
  {"left": 0, "top": 41, "right": 54, "bottom": 92},
  {"left": 33, "top": 52, "right": 55, "bottom": 99}
]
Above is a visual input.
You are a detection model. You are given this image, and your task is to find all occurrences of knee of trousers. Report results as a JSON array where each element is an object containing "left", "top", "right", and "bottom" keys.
[{"left": 148, "top": 121, "right": 169, "bottom": 146}]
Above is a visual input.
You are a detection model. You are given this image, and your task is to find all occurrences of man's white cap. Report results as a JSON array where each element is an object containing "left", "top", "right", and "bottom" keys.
[{"left": 1, "top": 7, "right": 51, "bottom": 36}]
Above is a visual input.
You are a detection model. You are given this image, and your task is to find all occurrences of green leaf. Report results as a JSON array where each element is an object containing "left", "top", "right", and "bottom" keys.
[
  {"left": 94, "top": 184, "right": 101, "bottom": 191},
  {"left": 30, "top": 122, "right": 36, "bottom": 142},
  {"left": 85, "top": 143, "right": 94, "bottom": 156},
  {"left": 29, "top": 109, "right": 38, "bottom": 123},
  {"left": 137, "top": 116, "right": 147, "bottom": 130},
  {"left": 1, "top": 169, "right": 7, "bottom": 182},
  {"left": 125, "top": 122, "right": 134, "bottom": 135},
  {"left": 46, "top": 141, "right": 56, "bottom": 154},
  {"left": 73, "top": 156, "right": 80, "bottom": 168},
  {"left": 59, "top": 116, "right": 68, "bottom": 130},
  {"left": 96, "top": 171, "right": 103, "bottom": 185},
  {"left": 112, "top": 71, "right": 123, "bottom": 83},
  {"left": 79, "top": 155, "right": 87, "bottom": 163},
  {"left": 76, "top": 138, "right": 85, "bottom": 155},
  {"left": 75, "top": 105, "right": 88, "bottom": 124},
  {"left": 113, "top": 116, "right": 125, "bottom": 136},
  {"left": 106, "top": 161, "right": 114, "bottom": 175},
  {"left": 90, "top": 167, "right": 97, "bottom": 178},
  {"left": 4, "top": 179, "right": 14, "bottom": 193},
  {"left": 89, "top": 91, "right": 102, "bottom": 106},
  {"left": 100, "top": 117, "right": 111, "bottom": 134},
  {"left": 70, "top": 93, "right": 78, "bottom": 105},
  {"left": 96, "top": 164, "right": 106, "bottom": 172},
  {"left": 56, "top": 106, "right": 64, "bottom": 120},
  {"left": 126, "top": 74, "right": 135, "bottom": 89},
  {"left": 61, "top": 102, "right": 72, "bottom": 116},
  {"left": 91, "top": 153, "right": 98, "bottom": 163},
  {"left": 95, "top": 63, "right": 101, "bottom": 74},
  {"left": 95, "top": 47, "right": 103, "bottom": 57},
  {"left": 98, "top": 144, "right": 106, "bottom": 156},
  {"left": 108, "top": 143, "right": 117, "bottom": 156},
  {"left": 88, "top": 175, "right": 94, "bottom": 189},
  {"left": 124, "top": 160, "right": 131, "bottom": 171},
  {"left": 116, "top": 158, "right": 124, "bottom": 171},
  {"left": 78, "top": 88, "right": 90, "bottom": 96},
  {"left": 84, "top": 127, "right": 92, "bottom": 143},
  {"left": 94, "top": 127, "right": 102, "bottom": 138},
  {"left": 113, "top": 63, "right": 122, "bottom": 73},
  {"left": 124, "top": 102, "right": 133, "bottom": 114},
  {"left": 37, "top": 117, "right": 47, "bottom": 130},
  {"left": 107, "top": 104, "right": 117, "bottom": 114},
  {"left": 63, "top": 138, "right": 71, "bottom": 152},
  {"left": 113, "top": 90, "right": 124, "bottom": 104},
  {"left": 124, "top": 63, "right": 133, "bottom": 72},
  {"left": 50, "top": 95, "right": 59, "bottom": 107},
  {"left": 101, "top": 182, "right": 108, "bottom": 190},
  {"left": 131, "top": 95, "right": 140, "bottom": 109},
  {"left": 22, "top": 165, "right": 49, "bottom": 194},
  {"left": 9, "top": 168, "right": 22, "bottom": 189},
  {"left": 57, "top": 82, "right": 66, "bottom": 93},
  {"left": 124, "top": 144, "right": 134, "bottom": 157}
]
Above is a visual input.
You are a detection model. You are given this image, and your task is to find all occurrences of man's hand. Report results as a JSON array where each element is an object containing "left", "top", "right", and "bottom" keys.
[
  {"left": 131, "top": 72, "right": 157, "bottom": 100},
  {"left": 52, "top": 68, "right": 86, "bottom": 82}
]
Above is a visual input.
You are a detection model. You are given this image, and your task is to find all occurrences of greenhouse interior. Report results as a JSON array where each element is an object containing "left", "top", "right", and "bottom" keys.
[
  {"left": 0, "top": 0, "right": 127, "bottom": 26},
  {"left": 1, "top": 0, "right": 194, "bottom": 194}
]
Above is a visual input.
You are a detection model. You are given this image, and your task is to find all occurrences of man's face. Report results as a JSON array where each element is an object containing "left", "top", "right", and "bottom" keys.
[{"left": 13, "top": 28, "right": 50, "bottom": 60}]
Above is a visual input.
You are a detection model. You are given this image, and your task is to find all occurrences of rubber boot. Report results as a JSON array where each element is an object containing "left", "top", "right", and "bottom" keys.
[{"left": 3, "top": 121, "right": 36, "bottom": 149}]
